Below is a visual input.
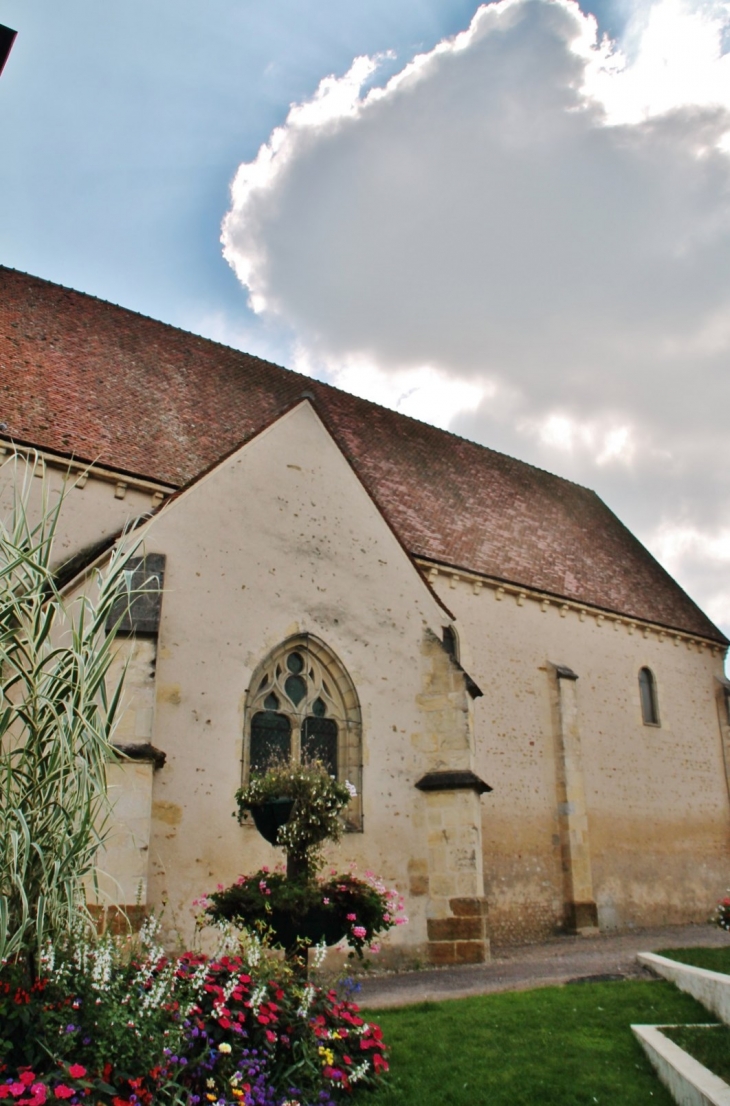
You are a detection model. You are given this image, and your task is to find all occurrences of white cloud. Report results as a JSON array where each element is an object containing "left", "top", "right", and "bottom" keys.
[{"left": 222, "top": 0, "right": 730, "bottom": 639}]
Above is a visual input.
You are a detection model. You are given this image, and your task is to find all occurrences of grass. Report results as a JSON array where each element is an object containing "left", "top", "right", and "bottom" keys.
[
  {"left": 363, "top": 979, "right": 710, "bottom": 1105},
  {"left": 663, "top": 1024, "right": 730, "bottom": 1083},
  {"left": 658, "top": 945, "right": 730, "bottom": 974}
]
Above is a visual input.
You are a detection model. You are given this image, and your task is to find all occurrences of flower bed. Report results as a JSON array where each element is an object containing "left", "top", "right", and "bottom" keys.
[{"left": 0, "top": 921, "right": 390, "bottom": 1106}]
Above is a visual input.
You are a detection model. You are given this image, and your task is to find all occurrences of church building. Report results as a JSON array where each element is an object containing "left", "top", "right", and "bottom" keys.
[{"left": 2, "top": 264, "right": 729, "bottom": 964}]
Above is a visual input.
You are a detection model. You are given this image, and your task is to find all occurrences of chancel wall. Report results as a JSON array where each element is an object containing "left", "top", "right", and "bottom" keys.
[{"left": 426, "top": 566, "right": 730, "bottom": 945}]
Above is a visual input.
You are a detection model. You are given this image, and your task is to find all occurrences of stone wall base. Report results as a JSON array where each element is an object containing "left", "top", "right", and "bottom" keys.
[
  {"left": 88, "top": 904, "right": 147, "bottom": 935},
  {"left": 427, "top": 897, "right": 490, "bottom": 964},
  {"left": 565, "top": 900, "right": 599, "bottom": 935}
]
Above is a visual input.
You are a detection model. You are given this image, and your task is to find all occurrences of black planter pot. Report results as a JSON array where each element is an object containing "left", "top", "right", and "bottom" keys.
[
  {"left": 249, "top": 798, "right": 295, "bottom": 846},
  {"left": 269, "top": 905, "right": 348, "bottom": 950}
]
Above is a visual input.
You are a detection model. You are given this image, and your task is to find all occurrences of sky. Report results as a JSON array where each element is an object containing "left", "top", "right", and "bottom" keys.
[{"left": 2, "top": 0, "right": 730, "bottom": 641}]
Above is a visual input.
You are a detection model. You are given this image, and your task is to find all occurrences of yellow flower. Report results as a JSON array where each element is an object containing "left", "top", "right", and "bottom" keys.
[
  {"left": 232, "top": 1091, "right": 244, "bottom": 1099},
  {"left": 206, "top": 1096, "right": 217, "bottom": 1102},
  {"left": 318, "top": 1046, "right": 335, "bottom": 1066},
  {"left": 219, "top": 1042, "right": 232, "bottom": 1054}
]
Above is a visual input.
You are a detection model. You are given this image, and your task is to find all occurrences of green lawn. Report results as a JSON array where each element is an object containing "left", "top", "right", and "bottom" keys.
[
  {"left": 363, "top": 980, "right": 711, "bottom": 1105},
  {"left": 663, "top": 1024, "right": 730, "bottom": 1083},
  {"left": 658, "top": 946, "right": 730, "bottom": 974}
]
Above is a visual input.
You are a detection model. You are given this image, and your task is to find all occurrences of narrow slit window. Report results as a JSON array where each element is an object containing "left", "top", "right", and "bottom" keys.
[{"left": 639, "top": 667, "right": 659, "bottom": 726}]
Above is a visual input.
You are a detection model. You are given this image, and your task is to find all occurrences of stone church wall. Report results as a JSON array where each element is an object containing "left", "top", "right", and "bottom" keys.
[
  {"left": 427, "top": 566, "right": 730, "bottom": 946},
  {"left": 110, "top": 403, "right": 486, "bottom": 959}
]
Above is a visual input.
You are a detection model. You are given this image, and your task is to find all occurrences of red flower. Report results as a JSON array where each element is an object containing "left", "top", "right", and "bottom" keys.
[
  {"left": 373, "top": 1054, "right": 389, "bottom": 1072},
  {"left": 18, "top": 1077, "right": 35, "bottom": 1089},
  {"left": 67, "top": 1067, "right": 86, "bottom": 1080},
  {"left": 53, "top": 1088, "right": 74, "bottom": 1100}
]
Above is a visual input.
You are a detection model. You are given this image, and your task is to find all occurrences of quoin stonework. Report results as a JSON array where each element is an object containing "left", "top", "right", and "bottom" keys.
[{"left": 2, "top": 265, "right": 730, "bottom": 964}]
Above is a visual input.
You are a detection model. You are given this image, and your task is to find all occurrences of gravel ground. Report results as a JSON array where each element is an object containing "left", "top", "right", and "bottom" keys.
[{"left": 357, "top": 923, "right": 729, "bottom": 1009}]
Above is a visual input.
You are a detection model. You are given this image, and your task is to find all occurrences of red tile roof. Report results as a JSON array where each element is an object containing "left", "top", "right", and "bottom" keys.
[{"left": 1, "top": 266, "right": 725, "bottom": 643}]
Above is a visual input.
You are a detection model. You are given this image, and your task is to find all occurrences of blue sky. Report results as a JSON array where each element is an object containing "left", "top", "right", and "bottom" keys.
[
  {"left": 0, "top": 0, "right": 617, "bottom": 348},
  {"left": 3, "top": 0, "right": 730, "bottom": 640}
]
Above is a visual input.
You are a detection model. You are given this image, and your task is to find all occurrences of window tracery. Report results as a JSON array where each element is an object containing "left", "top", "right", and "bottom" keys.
[{"left": 244, "top": 635, "right": 363, "bottom": 830}]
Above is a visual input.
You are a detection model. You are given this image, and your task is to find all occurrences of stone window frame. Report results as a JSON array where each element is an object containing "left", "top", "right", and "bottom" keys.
[
  {"left": 638, "top": 666, "right": 660, "bottom": 727},
  {"left": 242, "top": 633, "right": 363, "bottom": 831}
]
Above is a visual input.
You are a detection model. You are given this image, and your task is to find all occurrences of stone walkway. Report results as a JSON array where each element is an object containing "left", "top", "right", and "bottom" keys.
[{"left": 357, "top": 923, "right": 729, "bottom": 1009}]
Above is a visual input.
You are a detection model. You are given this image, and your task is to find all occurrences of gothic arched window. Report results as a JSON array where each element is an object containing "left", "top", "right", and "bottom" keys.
[
  {"left": 639, "top": 667, "right": 660, "bottom": 726},
  {"left": 244, "top": 635, "right": 363, "bottom": 830}
]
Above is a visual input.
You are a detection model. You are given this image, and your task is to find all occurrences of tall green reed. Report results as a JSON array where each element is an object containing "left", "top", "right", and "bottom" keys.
[{"left": 0, "top": 453, "right": 140, "bottom": 975}]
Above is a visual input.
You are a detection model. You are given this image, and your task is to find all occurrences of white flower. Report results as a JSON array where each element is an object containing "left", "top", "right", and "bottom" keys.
[{"left": 345, "top": 780, "right": 357, "bottom": 798}]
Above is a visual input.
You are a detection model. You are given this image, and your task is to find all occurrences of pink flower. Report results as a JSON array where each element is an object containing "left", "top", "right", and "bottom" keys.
[
  {"left": 9, "top": 1084, "right": 26, "bottom": 1098},
  {"left": 352, "top": 926, "right": 367, "bottom": 939},
  {"left": 346, "top": 913, "right": 356, "bottom": 922},
  {"left": 322, "top": 898, "right": 330, "bottom": 905}
]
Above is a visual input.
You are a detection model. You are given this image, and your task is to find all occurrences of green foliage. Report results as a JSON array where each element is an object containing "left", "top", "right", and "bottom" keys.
[
  {"left": 236, "top": 760, "right": 352, "bottom": 874},
  {"left": 0, "top": 454, "right": 138, "bottom": 970},
  {"left": 663, "top": 1024, "right": 730, "bottom": 1083},
  {"left": 368, "top": 980, "right": 712, "bottom": 1106}
]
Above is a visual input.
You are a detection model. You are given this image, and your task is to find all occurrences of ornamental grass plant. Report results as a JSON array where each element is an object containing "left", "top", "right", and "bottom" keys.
[{"left": 0, "top": 454, "right": 141, "bottom": 976}]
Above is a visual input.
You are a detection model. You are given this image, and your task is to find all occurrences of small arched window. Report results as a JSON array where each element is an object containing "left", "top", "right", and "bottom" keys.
[
  {"left": 639, "top": 667, "right": 660, "bottom": 726},
  {"left": 442, "top": 626, "right": 459, "bottom": 662},
  {"left": 244, "top": 635, "right": 363, "bottom": 829}
]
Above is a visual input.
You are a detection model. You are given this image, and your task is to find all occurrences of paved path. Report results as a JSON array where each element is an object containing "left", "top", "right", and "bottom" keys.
[{"left": 358, "top": 923, "right": 729, "bottom": 1009}]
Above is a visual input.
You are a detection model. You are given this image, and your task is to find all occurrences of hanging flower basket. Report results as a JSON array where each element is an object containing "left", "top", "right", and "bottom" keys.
[
  {"left": 248, "top": 797, "right": 295, "bottom": 846},
  {"left": 267, "top": 904, "right": 348, "bottom": 950},
  {"left": 206, "top": 870, "right": 406, "bottom": 958}
]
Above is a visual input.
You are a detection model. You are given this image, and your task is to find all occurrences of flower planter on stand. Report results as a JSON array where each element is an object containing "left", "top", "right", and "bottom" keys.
[
  {"left": 248, "top": 798, "right": 295, "bottom": 846},
  {"left": 209, "top": 761, "right": 402, "bottom": 978}
]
